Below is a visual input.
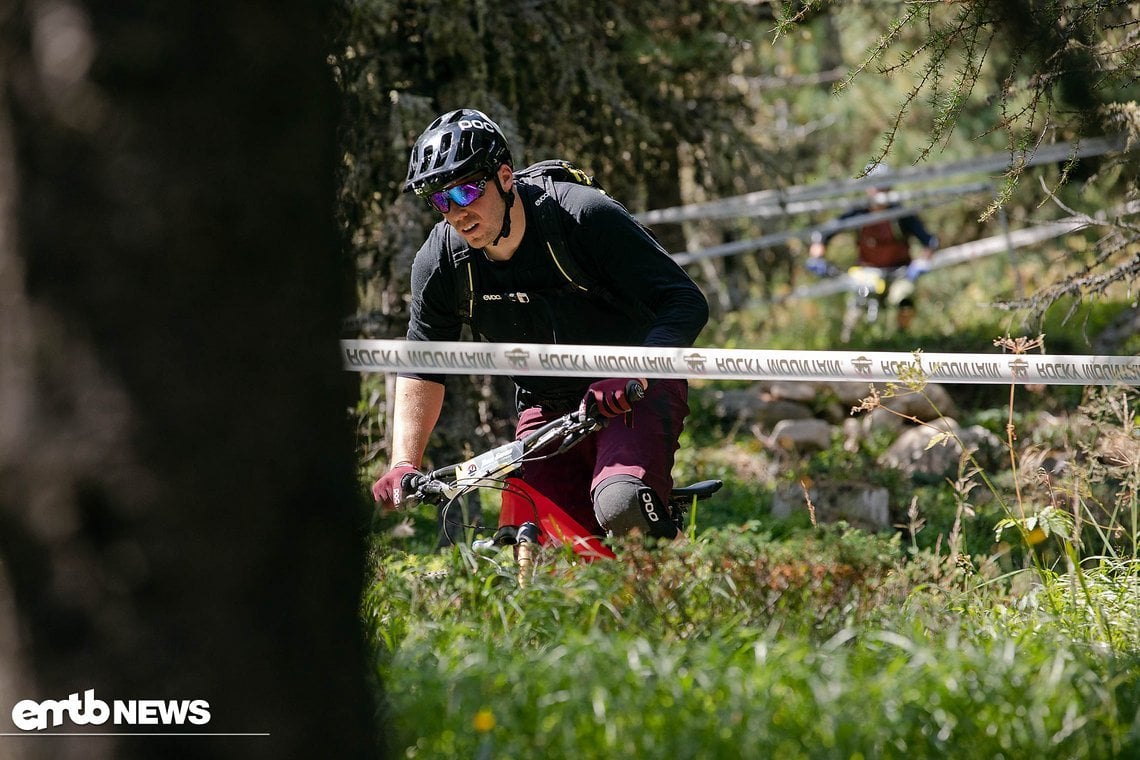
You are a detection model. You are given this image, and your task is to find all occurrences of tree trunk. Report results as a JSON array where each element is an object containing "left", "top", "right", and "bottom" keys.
[{"left": 0, "top": 2, "right": 378, "bottom": 757}]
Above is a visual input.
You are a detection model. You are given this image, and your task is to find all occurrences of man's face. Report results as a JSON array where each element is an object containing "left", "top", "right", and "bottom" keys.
[
  {"left": 437, "top": 165, "right": 510, "bottom": 249},
  {"left": 866, "top": 185, "right": 890, "bottom": 209}
]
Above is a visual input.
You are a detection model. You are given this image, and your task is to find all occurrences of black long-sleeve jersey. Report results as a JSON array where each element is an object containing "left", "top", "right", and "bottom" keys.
[{"left": 403, "top": 180, "right": 709, "bottom": 401}]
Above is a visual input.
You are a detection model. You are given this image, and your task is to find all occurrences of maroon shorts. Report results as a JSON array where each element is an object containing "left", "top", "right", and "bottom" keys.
[{"left": 514, "top": 379, "right": 690, "bottom": 535}]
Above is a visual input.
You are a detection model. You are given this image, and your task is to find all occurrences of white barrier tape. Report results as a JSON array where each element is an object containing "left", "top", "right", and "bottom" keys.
[
  {"left": 341, "top": 340, "right": 1140, "bottom": 386},
  {"left": 666, "top": 180, "right": 989, "bottom": 227},
  {"left": 636, "top": 136, "right": 1129, "bottom": 225},
  {"left": 672, "top": 195, "right": 964, "bottom": 266}
]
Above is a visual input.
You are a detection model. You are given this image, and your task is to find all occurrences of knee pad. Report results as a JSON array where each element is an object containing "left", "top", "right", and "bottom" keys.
[{"left": 592, "top": 475, "right": 677, "bottom": 539}]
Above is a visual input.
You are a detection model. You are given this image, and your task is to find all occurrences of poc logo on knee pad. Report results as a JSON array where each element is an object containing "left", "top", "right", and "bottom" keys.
[
  {"left": 639, "top": 489, "right": 661, "bottom": 523},
  {"left": 593, "top": 474, "right": 676, "bottom": 539},
  {"left": 636, "top": 487, "right": 677, "bottom": 538}
]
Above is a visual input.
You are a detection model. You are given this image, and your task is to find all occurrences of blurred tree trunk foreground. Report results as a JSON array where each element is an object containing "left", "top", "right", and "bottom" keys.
[{"left": 0, "top": 3, "right": 378, "bottom": 758}]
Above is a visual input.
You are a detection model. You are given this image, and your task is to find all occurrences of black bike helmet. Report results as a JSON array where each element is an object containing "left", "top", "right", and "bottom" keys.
[{"left": 404, "top": 109, "right": 512, "bottom": 194}]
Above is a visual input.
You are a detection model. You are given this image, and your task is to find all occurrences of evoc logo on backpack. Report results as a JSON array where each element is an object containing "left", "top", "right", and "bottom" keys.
[{"left": 481, "top": 292, "right": 531, "bottom": 304}]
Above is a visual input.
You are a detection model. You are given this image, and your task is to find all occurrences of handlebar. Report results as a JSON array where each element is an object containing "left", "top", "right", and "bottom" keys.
[
  {"left": 399, "top": 379, "right": 648, "bottom": 505},
  {"left": 400, "top": 470, "right": 448, "bottom": 497},
  {"left": 809, "top": 261, "right": 912, "bottom": 281}
]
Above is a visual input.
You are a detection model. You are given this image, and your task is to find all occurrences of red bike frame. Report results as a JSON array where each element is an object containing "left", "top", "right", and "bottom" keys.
[{"left": 498, "top": 477, "right": 616, "bottom": 561}]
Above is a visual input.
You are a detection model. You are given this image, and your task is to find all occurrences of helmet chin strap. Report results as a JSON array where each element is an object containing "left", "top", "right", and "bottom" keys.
[{"left": 491, "top": 174, "right": 514, "bottom": 246}]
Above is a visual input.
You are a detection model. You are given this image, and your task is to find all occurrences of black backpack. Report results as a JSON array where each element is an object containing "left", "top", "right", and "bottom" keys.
[{"left": 448, "top": 159, "right": 651, "bottom": 326}]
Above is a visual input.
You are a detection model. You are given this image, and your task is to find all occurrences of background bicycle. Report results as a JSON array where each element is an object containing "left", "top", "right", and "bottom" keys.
[
  {"left": 837, "top": 264, "right": 917, "bottom": 342},
  {"left": 805, "top": 262, "right": 918, "bottom": 343}
]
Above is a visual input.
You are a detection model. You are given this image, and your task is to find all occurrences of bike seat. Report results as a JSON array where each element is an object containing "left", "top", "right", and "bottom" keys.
[{"left": 670, "top": 479, "right": 723, "bottom": 500}]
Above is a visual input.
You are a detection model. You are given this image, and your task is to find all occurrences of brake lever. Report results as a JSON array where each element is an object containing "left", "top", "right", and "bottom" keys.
[
  {"left": 579, "top": 379, "right": 645, "bottom": 429},
  {"left": 399, "top": 471, "right": 454, "bottom": 503}
]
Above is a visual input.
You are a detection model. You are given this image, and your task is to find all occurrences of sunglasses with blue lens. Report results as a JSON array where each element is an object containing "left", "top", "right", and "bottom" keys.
[{"left": 424, "top": 178, "right": 488, "bottom": 214}]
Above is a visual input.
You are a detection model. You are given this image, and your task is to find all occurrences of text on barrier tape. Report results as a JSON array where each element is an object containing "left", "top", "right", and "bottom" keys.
[{"left": 340, "top": 340, "right": 1140, "bottom": 386}]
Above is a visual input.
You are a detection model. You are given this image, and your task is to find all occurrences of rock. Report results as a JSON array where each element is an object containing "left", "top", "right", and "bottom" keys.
[
  {"left": 879, "top": 383, "right": 958, "bottom": 421},
  {"left": 1032, "top": 410, "right": 1097, "bottom": 448},
  {"left": 765, "top": 381, "right": 822, "bottom": 403},
  {"left": 711, "top": 388, "right": 814, "bottom": 427},
  {"left": 772, "top": 480, "right": 891, "bottom": 530},
  {"left": 959, "top": 424, "right": 1004, "bottom": 471},
  {"left": 880, "top": 418, "right": 967, "bottom": 477},
  {"left": 826, "top": 381, "right": 878, "bottom": 407},
  {"left": 767, "top": 418, "right": 833, "bottom": 452},
  {"left": 842, "top": 418, "right": 861, "bottom": 452},
  {"left": 858, "top": 406, "right": 908, "bottom": 437}
]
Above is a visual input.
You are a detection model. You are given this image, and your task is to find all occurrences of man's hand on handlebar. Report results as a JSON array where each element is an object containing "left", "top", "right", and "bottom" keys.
[
  {"left": 582, "top": 378, "right": 647, "bottom": 419},
  {"left": 371, "top": 462, "right": 421, "bottom": 511},
  {"left": 906, "top": 258, "right": 932, "bottom": 281}
]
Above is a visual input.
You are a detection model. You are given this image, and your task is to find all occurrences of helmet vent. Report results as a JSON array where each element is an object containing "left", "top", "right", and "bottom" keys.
[
  {"left": 436, "top": 132, "right": 453, "bottom": 167},
  {"left": 457, "top": 131, "right": 475, "bottom": 161},
  {"left": 418, "top": 144, "right": 433, "bottom": 173}
]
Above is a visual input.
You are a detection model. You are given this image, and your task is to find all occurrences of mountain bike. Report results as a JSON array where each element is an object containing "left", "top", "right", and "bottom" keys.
[
  {"left": 400, "top": 382, "right": 723, "bottom": 583},
  {"left": 812, "top": 263, "right": 914, "bottom": 343}
]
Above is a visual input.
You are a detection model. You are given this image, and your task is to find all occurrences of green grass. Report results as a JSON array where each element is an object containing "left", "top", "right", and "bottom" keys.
[
  {"left": 367, "top": 528, "right": 1140, "bottom": 758},
  {"left": 383, "top": 628, "right": 1137, "bottom": 759}
]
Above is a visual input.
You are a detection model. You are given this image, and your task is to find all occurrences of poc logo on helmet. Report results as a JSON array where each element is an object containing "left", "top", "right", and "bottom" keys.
[{"left": 458, "top": 118, "right": 496, "bottom": 132}]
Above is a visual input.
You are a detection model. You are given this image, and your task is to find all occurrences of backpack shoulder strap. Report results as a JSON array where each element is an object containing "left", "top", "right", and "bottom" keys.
[
  {"left": 443, "top": 227, "right": 476, "bottom": 324},
  {"left": 531, "top": 176, "right": 654, "bottom": 323},
  {"left": 532, "top": 175, "right": 595, "bottom": 293}
]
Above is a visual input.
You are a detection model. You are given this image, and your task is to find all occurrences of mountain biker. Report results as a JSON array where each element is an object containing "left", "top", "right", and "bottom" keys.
[
  {"left": 806, "top": 162, "right": 939, "bottom": 329},
  {"left": 370, "top": 108, "right": 709, "bottom": 542}
]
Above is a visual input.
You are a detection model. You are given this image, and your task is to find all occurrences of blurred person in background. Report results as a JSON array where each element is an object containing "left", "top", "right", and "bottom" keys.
[{"left": 806, "top": 162, "right": 939, "bottom": 330}]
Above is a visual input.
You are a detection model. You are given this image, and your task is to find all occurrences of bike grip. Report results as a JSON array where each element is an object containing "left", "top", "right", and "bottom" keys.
[
  {"left": 400, "top": 471, "right": 423, "bottom": 492},
  {"left": 625, "top": 380, "right": 646, "bottom": 403}
]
